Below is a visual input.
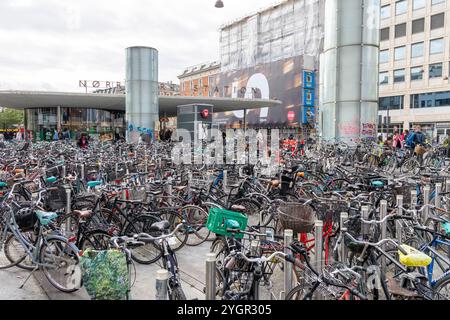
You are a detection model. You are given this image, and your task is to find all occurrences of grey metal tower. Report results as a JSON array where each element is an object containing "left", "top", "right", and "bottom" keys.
[
  {"left": 125, "top": 46, "right": 159, "bottom": 143},
  {"left": 320, "top": 0, "right": 380, "bottom": 142}
]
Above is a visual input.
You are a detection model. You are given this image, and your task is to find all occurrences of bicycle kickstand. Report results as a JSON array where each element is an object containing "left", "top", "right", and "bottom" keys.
[{"left": 19, "top": 265, "right": 39, "bottom": 289}]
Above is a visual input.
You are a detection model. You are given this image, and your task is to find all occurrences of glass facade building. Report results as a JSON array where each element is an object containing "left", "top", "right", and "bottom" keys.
[{"left": 25, "top": 107, "right": 125, "bottom": 141}]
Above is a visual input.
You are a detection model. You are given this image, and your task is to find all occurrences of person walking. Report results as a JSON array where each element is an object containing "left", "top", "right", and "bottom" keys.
[{"left": 53, "top": 129, "right": 59, "bottom": 141}]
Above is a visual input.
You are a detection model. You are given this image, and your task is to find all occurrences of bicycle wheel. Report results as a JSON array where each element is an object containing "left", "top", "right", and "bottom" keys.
[
  {"left": 170, "top": 285, "right": 187, "bottom": 300},
  {"left": 434, "top": 274, "right": 450, "bottom": 300},
  {"left": 401, "top": 158, "right": 420, "bottom": 174},
  {"left": 160, "top": 211, "right": 188, "bottom": 252},
  {"left": 181, "top": 205, "right": 210, "bottom": 247},
  {"left": 285, "top": 283, "right": 314, "bottom": 300},
  {"left": 39, "top": 237, "right": 82, "bottom": 293},
  {"left": 78, "top": 230, "right": 111, "bottom": 251},
  {"left": 4, "top": 232, "right": 36, "bottom": 270},
  {"left": 124, "top": 214, "right": 162, "bottom": 265}
]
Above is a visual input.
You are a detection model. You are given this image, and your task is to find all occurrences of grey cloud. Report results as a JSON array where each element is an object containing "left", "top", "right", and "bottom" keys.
[{"left": 0, "top": 0, "right": 276, "bottom": 91}]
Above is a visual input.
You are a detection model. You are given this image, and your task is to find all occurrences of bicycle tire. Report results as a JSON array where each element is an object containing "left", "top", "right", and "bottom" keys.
[
  {"left": 433, "top": 273, "right": 450, "bottom": 300},
  {"left": 3, "top": 232, "right": 36, "bottom": 271},
  {"left": 170, "top": 285, "right": 187, "bottom": 300},
  {"left": 181, "top": 205, "right": 210, "bottom": 247},
  {"left": 39, "top": 236, "right": 82, "bottom": 293},
  {"left": 124, "top": 214, "right": 163, "bottom": 265},
  {"left": 78, "top": 230, "right": 111, "bottom": 251}
]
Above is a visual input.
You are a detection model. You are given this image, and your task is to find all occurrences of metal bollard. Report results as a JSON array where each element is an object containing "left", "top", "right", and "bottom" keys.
[
  {"left": 396, "top": 196, "right": 403, "bottom": 243},
  {"left": 80, "top": 164, "right": 85, "bottom": 182},
  {"left": 62, "top": 166, "right": 66, "bottom": 179},
  {"left": 446, "top": 180, "right": 450, "bottom": 211},
  {"left": 155, "top": 269, "right": 169, "bottom": 300},
  {"left": 65, "top": 187, "right": 72, "bottom": 234},
  {"left": 423, "top": 185, "right": 431, "bottom": 224},
  {"left": 340, "top": 212, "right": 348, "bottom": 265},
  {"left": 283, "top": 229, "right": 294, "bottom": 299},
  {"left": 380, "top": 201, "right": 388, "bottom": 274},
  {"left": 223, "top": 170, "right": 228, "bottom": 193},
  {"left": 435, "top": 183, "right": 442, "bottom": 209},
  {"left": 115, "top": 163, "right": 119, "bottom": 179},
  {"left": 205, "top": 253, "right": 216, "bottom": 300},
  {"left": 188, "top": 172, "right": 193, "bottom": 193},
  {"left": 411, "top": 190, "right": 418, "bottom": 209},
  {"left": 167, "top": 180, "right": 173, "bottom": 207},
  {"left": 314, "top": 221, "right": 324, "bottom": 274},
  {"left": 361, "top": 206, "right": 370, "bottom": 237}
]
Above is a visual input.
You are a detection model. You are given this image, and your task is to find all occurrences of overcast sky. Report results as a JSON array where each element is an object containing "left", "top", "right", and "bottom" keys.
[{"left": 0, "top": 0, "right": 279, "bottom": 92}]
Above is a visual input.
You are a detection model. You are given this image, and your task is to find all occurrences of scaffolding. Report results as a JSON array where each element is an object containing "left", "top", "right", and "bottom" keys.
[{"left": 219, "top": 0, "right": 325, "bottom": 72}]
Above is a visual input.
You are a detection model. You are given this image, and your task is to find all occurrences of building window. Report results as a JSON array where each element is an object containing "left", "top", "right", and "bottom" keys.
[
  {"left": 430, "top": 38, "right": 444, "bottom": 55},
  {"left": 381, "top": 5, "right": 391, "bottom": 19},
  {"left": 395, "top": 23, "right": 407, "bottom": 38},
  {"left": 413, "top": 0, "right": 426, "bottom": 10},
  {"left": 431, "top": 13, "right": 445, "bottom": 30},
  {"left": 411, "top": 90, "right": 450, "bottom": 109},
  {"left": 379, "top": 96, "right": 404, "bottom": 110},
  {"left": 412, "top": 18, "right": 425, "bottom": 34},
  {"left": 396, "top": 1, "right": 407, "bottom": 15},
  {"left": 432, "top": 0, "right": 445, "bottom": 5},
  {"left": 379, "top": 72, "right": 389, "bottom": 85},
  {"left": 394, "top": 69, "right": 406, "bottom": 82},
  {"left": 429, "top": 63, "right": 443, "bottom": 78},
  {"left": 411, "top": 42, "right": 424, "bottom": 58},
  {"left": 395, "top": 46, "right": 406, "bottom": 61},
  {"left": 411, "top": 66, "right": 424, "bottom": 81},
  {"left": 380, "top": 50, "right": 390, "bottom": 63},
  {"left": 380, "top": 27, "right": 390, "bottom": 41}
]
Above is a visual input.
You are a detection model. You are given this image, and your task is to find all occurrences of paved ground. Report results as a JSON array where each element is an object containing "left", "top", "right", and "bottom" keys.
[
  {"left": 0, "top": 268, "right": 48, "bottom": 300},
  {"left": 1, "top": 240, "right": 286, "bottom": 300}
]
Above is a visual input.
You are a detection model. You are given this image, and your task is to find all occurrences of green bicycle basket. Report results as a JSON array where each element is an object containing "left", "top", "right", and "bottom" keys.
[{"left": 207, "top": 208, "right": 248, "bottom": 239}]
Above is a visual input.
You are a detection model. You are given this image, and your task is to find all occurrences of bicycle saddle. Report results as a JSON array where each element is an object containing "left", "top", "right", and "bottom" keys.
[
  {"left": 398, "top": 245, "right": 432, "bottom": 268},
  {"left": 150, "top": 220, "right": 170, "bottom": 232},
  {"left": 73, "top": 210, "right": 93, "bottom": 218},
  {"left": 231, "top": 205, "right": 246, "bottom": 213},
  {"left": 87, "top": 180, "right": 102, "bottom": 188}
]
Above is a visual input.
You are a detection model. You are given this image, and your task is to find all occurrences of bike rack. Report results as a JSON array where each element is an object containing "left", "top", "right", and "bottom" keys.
[
  {"left": 314, "top": 220, "right": 324, "bottom": 274},
  {"left": 205, "top": 253, "right": 216, "bottom": 300},
  {"left": 340, "top": 212, "right": 348, "bottom": 266},
  {"left": 283, "top": 229, "right": 293, "bottom": 299},
  {"left": 155, "top": 269, "right": 169, "bottom": 300},
  {"left": 396, "top": 196, "right": 403, "bottom": 243},
  {"left": 411, "top": 190, "right": 418, "bottom": 209},
  {"left": 380, "top": 200, "right": 388, "bottom": 274},
  {"left": 423, "top": 185, "right": 430, "bottom": 224},
  {"left": 435, "top": 183, "right": 442, "bottom": 209}
]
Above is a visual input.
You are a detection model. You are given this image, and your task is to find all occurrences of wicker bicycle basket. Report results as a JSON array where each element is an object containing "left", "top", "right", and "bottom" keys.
[{"left": 277, "top": 203, "right": 316, "bottom": 234}]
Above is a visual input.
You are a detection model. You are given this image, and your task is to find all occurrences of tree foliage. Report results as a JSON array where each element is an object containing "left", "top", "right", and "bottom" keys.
[{"left": 0, "top": 108, "right": 24, "bottom": 128}]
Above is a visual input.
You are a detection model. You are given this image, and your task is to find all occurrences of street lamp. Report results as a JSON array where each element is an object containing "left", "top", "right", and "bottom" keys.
[{"left": 215, "top": 0, "right": 224, "bottom": 8}]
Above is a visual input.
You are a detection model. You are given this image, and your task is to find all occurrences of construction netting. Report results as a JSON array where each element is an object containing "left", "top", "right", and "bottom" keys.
[{"left": 219, "top": 0, "right": 325, "bottom": 73}]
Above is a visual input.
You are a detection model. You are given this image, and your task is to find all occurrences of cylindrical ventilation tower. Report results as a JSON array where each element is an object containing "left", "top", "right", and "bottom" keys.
[
  {"left": 126, "top": 46, "right": 159, "bottom": 143},
  {"left": 320, "top": 0, "right": 380, "bottom": 142}
]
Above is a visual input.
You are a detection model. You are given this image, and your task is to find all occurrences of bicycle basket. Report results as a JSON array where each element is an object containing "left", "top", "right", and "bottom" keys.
[
  {"left": 207, "top": 208, "right": 248, "bottom": 239},
  {"left": 46, "top": 186, "right": 67, "bottom": 212},
  {"left": 79, "top": 249, "right": 130, "bottom": 300},
  {"left": 15, "top": 207, "right": 38, "bottom": 231},
  {"left": 277, "top": 203, "right": 316, "bottom": 234}
]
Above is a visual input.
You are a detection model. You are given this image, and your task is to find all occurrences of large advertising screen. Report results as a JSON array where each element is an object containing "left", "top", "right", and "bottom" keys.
[{"left": 211, "top": 55, "right": 318, "bottom": 128}]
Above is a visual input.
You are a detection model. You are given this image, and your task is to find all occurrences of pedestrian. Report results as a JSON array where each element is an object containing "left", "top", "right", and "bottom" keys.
[
  {"left": 393, "top": 131, "right": 402, "bottom": 149},
  {"left": 53, "top": 129, "right": 59, "bottom": 141},
  {"left": 78, "top": 134, "right": 88, "bottom": 149}
]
